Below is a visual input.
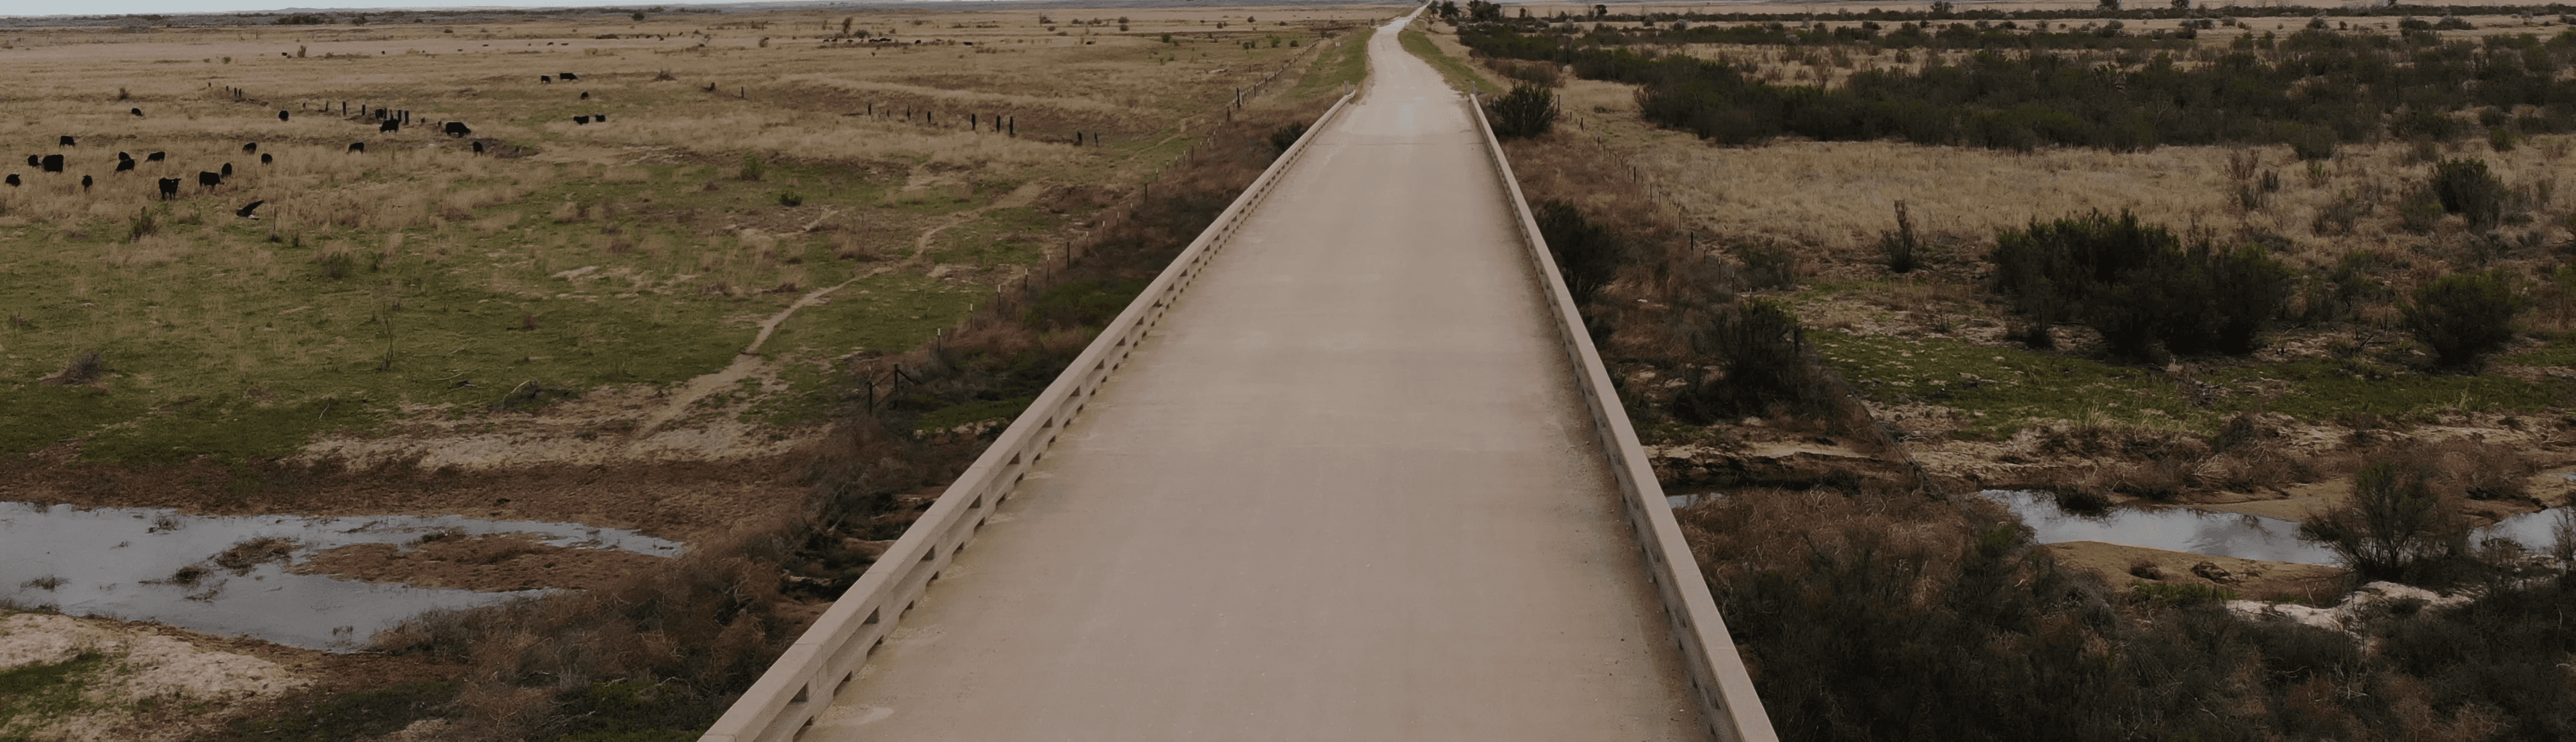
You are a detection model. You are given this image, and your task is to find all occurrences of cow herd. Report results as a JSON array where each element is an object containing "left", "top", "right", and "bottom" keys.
[{"left": 8, "top": 74, "right": 608, "bottom": 217}]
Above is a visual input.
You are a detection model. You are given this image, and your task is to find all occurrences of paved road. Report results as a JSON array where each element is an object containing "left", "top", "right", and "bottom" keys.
[{"left": 803, "top": 14, "right": 1703, "bottom": 741}]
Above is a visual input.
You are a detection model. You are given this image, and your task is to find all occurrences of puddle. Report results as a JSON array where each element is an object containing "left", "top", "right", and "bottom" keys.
[
  {"left": 1664, "top": 490, "right": 1723, "bottom": 509},
  {"left": 1980, "top": 490, "right": 2574, "bottom": 566},
  {"left": 1980, "top": 490, "right": 2340, "bottom": 564},
  {"left": 0, "top": 502, "right": 683, "bottom": 651}
]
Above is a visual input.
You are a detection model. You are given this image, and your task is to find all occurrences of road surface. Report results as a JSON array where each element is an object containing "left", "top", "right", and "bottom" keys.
[{"left": 802, "top": 14, "right": 1704, "bottom": 741}]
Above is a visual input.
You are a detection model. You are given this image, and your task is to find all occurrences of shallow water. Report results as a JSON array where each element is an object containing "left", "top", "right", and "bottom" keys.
[
  {"left": 1978, "top": 490, "right": 2573, "bottom": 566},
  {"left": 0, "top": 502, "right": 683, "bottom": 651}
]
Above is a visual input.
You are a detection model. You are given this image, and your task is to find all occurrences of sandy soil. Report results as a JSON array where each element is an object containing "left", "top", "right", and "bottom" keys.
[
  {"left": 0, "top": 611, "right": 463, "bottom": 741},
  {"left": 2043, "top": 540, "right": 2349, "bottom": 602}
]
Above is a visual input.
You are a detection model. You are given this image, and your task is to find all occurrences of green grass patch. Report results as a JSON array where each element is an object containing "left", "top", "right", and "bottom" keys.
[
  {"left": 205, "top": 681, "right": 458, "bottom": 742},
  {"left": 2502, "top": 335, "right": 2576, "bottom": 368},
  {"left": 0, "top": 651, "right": 107, "bottom": 737},
  {"left": 2132, "top": 581, "right": 2241, "bottom": 605},
  {"left": 1399, "top": 25, "right": 1493, "bottom": 95},
  {"left": 1812, "top": 330, "right": 2568, "bottom": 439},
  {"left": 928, "top": 207, "right": 1059, "bottom": 267},
  {"left": 1295, "top": 28, "right": 1374, "bottom": 99}
]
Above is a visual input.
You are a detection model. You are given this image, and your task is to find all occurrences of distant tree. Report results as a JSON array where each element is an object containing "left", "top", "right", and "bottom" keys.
[
  {"left": 2098, "top": 0, "right": 2122, "bottom": 11},
  {"left": 1593, "top": 4, "right": 1609, "bottom": 17}
]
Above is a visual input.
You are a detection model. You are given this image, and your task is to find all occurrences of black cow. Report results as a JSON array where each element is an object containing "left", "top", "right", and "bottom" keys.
[
  {"left": 146, "top": 152, "right": 165, "bottom": 162},
  {"left": 260, "top": 153, "right": 272, "bottom": 164},
  {"left": 540, "top": 75, "right": 552, "bottom": 83},
  {"left": 80, "top": 175, "right": 91, "bottom": 191},
  {"left": 443, "top": 121, "right": 470, "bottom": 138},
  {"left": 242, "top": 143, "right": 258, "bottom": 153},
  {"left": 347, "top": 142, "right": 365, "bottom": 153},
  {"left": 115, "top": 159, "right": 134, "bottom": 172},
  {"left": 24, "top": 156, "right": 36, "bottom": 167},
  {"left": 40, "top": 155, "right": 62, "bottom": 173},
  {"left": 471, "top": 141, "right": 485, "bottom": 154},
  {"left": 58, "top": 136, "right": 74, "bottom": 146},
  {"left": 3, "top": 174, "right": 17, "bottom": 187},
  {"left": 379, "top": 119, "right": 400, "bottom": 133},
  {"left": 156, "top": 177, "right": 178, "bottom": 199},
  {"left": 573, "top": 115, "right": 590, "bottom": 125},
  {"left": 580, "top": 91, "right": 590, "bottom": 99},
  {"left": 278, "top": 110, "right": 290, "bottom": 121},
  {"left": 559, "top": 72, "right": 578, "bottom": 80},
  {"left": 592, "top": 113, "right": 608, "bottom": 122},
  {"left": 220, "top": 163, "right": 233, "bottom": 176},
  {"left": 129, "top": 108, "right": 142, "bottom": 117},
  {"left": 197, "top": 171, "right": 223, "bottom": 189},
  {"left": 117, "top": 152, "right": 131, "bottom": 162}
]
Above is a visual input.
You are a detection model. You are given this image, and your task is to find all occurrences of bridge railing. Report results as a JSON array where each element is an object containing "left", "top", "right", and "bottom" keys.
[
  {"left": 1463, "top": 93, "right": 1781, "bottom": 742},
  {"left": 698, "top": 90, "right": 1358, "bottom": 742}
]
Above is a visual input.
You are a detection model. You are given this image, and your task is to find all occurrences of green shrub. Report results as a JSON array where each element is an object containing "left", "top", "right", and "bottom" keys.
[
  {"left": 1533, "top": 201, "right": 1620, "bottom": 303},
  {"left": 1485, "top": 84, "right": 1558, "bottom": 138},
  {"left": 2299, "top": 460, "right": 2469, "bottom": 578},
  {"left": 1737, "top": 242, "right": 1801, "bottom": 290},
  {"left": 1672, "top": 299, "right": 1815, "bottom": 423},
  {"left": 2403, "top": 269, "right": 2524, "bottom": 366},
  {"left": 2429, "top": 158, "right": 2506, "bottom": 230},
  {"left": 1267, "top": 122, "right": 1308, "bottom": 154},
  {"left": 1991, "top": 211, "right": 2291, "bottom": 358}
]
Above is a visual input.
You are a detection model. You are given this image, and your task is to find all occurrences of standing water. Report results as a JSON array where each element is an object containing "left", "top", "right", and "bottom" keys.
[
  {"left": 0, "top": 502, "right": 683, "bottom": 650},
  {"left": 1979, "top": 490, "right": 2573, "bottom": 566}
]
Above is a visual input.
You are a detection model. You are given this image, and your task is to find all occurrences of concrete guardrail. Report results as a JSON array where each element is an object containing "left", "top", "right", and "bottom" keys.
[
  {"left": 1463, "top": 93, "right": 1782, "bottom": 742},
  {"left": 698, "top": 89, "right": 1359, "bottom": 742}
]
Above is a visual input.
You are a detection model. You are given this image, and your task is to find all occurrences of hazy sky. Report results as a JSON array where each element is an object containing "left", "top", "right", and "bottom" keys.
[{"left": 5, "top": 1, "right": 758, "bottom": 17}]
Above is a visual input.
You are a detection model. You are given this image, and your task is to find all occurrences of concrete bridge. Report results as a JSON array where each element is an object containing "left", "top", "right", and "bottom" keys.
[{"left": 704, "top": 10, "right": 1776, "bottom": 741}]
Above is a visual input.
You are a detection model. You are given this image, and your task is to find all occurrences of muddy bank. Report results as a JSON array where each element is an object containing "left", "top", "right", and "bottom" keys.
[{"left": 0, "top": 453, "right": 810, "bottom": 545}]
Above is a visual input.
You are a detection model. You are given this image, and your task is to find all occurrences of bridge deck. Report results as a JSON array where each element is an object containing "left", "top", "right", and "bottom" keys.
[{"left": 801, "top": 17, "right": 1701, "bottom": 741}]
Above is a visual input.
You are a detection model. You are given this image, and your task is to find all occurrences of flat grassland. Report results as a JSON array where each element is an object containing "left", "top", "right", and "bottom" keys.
[
  {"left": 0, "top": 5, "right": 1384, "bottom": 740},
  {"left": 0, "top": 3, "right": 1371, "bottom": 468}
]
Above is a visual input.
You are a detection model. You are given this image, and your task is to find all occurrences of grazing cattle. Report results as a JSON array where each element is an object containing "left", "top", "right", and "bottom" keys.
[
  {"left": 347, "top": 142, "right": 365, "bottom": 153},
  {"left": 40, "top": 155, "right": 63, "bottom": 173},
  {"left": 471, "top": 141, "right": 485, "bottom": 154},
  {"left": 129, "top": 108, "right": 142, "bottom": 117},
  {"left": 24, "top": 156, "right": 37, "bottom": 168},
  {"left": 3, "top": 174, "right": 17, "bottom": 187},
  {"left": 559, "top": 72, "right": 578, "bottom": 80},
  {"left": 580, "top": 91, "right": 590, "bottom": 99},
  {"left": 220, "top": 163, "right": 233, "bottom": 176},
  {"left": 146, "top": 152, "right": 165, "bottom": 162},
  {"left": 197, "top": 171, "right": 223, "bottom": 189},
  {"left": 278, "top": 110, "right": 290, "bottom": 121},
  {"left": 117, "top": 152, "right": 131, "bottom": 162},
  {"left": 260, "top": 153, "right": 272, "bottom": 164},
  {"left": 58, "top": 136, "right": 74, "bottom": 146},
  {"left": 235, "top": 201, "right": 264, "bottom": 220},
  {"left": 443, "top": 121, "right": 471, "bottom": 138},
  {"left": 592, "top": 113, "right": 608, "bottom": 122},
  {"left": 379, "top": 119, "right": 400, "bottom": 133},
  {"left": 573, "top": 115, "right": 590, "bottom": 125},
  {"left": 539, "top": 75, "right": 552, "bottom": 83},
  {"left": 242, "top": 143, "right": 257, "bottom": 154},
  {"left": 80, "top": 175, "right": 91, "bottom": 191},
  {"left": 156, "top": 177, "right": 178, "bottom": 199},
  {"left": 115, "top": 159, "right": 134, "bottom": 173}
]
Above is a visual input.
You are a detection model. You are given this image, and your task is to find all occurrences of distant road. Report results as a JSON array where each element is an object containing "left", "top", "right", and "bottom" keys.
[{"left": 798, "top": 11, "right": 1705, "bottom": 741}]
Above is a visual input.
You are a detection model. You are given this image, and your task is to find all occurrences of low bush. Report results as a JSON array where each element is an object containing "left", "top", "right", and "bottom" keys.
[
  {"left": 1991, "top": 211, "right": 2292, "bottom": 359},
  {"left": 1484, "top": 84, "right": 1558, "bottom": 138},
  {"left": 1670, "top": 299, "right": 1819, "bottom": 423},
  {"left": 1533, "top": 200, "right": 1621, "bottom": 303},
  {"left": 2403, "top": 268, "right": 2524, "bottom": 366},
  {"left": 2300, "top": 460, "right": 2471, "bottom": 580},
  {"left": 2430, "top": 158, "right": 2507, "bottom": 231}
]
